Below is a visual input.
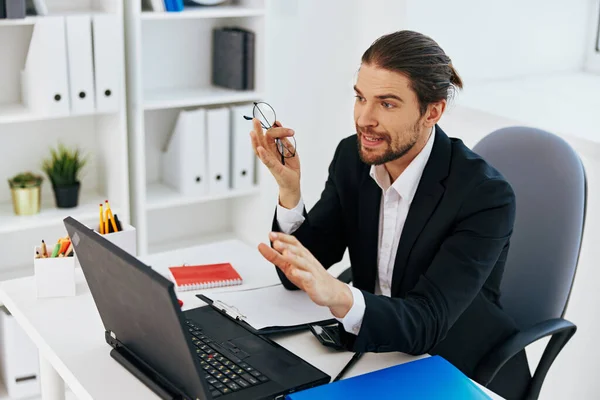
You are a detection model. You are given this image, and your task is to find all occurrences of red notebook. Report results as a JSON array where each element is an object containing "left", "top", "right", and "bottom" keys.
[{"left": 168, "top": 263, "right": 243, "bottom": 291}]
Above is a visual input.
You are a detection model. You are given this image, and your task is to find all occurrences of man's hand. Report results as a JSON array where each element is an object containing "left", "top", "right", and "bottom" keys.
[
  {"left": 257, "top": 232, "right": 354, "bottom": 319},
  {"left": 249, "top": 118, "right": 301, "bottom": 209}
]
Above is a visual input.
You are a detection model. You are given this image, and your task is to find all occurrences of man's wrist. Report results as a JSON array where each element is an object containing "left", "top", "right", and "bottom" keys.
[
  {"left": 328, "top": 279, "right": 354, "bottom": 319},
  {"left": 278, "top": 188, "right": 301, "bottom": 210}
]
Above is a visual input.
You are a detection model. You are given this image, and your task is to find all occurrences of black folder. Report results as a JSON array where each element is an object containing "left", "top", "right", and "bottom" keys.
[{"left": 212, "top": 27, "right": 255, "bottom": 91}]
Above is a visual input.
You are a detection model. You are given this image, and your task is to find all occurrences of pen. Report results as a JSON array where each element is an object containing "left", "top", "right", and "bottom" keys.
[
  {"left": 333, "top": 352, "right": 363, "bottom": 382},
  {"left": 113, "top": 213, "right": 122, "bottom": 232}
]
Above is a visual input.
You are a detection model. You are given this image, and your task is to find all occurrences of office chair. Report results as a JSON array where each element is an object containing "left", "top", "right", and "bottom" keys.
[{"left": 337, "top": 126, "right": 586, "bottom": 400}]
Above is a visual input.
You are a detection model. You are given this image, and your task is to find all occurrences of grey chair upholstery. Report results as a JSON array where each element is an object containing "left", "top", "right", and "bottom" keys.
[
  {"left": 470, "top": 126, "right": 585, "bottom": 399},
  {"left": 337, "top": 126, "right": 586, "bottom": 400}
]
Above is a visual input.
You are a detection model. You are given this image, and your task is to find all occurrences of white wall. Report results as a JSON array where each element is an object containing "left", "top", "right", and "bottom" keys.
[
  {"left": 404, "top": 0, "right": 590, "bottom": 83},
  {"left": 235, "top": 0, "right": 365, "bottom": 248}
]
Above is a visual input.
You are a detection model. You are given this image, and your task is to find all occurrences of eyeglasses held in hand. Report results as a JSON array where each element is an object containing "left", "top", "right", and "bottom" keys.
[{"left": 243, "top": 101, "right": 296, "bottom": 165}]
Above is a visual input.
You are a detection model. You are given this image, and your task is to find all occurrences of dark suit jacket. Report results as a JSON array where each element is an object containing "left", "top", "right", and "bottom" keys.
[{"left": 272, "top": 125, "right": 521, "bottom": 380}]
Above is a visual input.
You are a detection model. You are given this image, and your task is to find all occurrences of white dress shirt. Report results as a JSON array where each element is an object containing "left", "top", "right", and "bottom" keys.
[{"left": 276, "top": 126, "right": 436, "bottom": 335}]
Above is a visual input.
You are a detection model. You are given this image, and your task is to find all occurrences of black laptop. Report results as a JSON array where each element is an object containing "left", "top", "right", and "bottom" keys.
[{"left": 64, "top": 217, "right": 330, "bottom": 400}]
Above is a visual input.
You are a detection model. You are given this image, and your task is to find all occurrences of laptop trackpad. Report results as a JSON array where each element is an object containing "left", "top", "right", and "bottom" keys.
[{"left": 229, "top": 336, "right": 300, "bottom": 372}]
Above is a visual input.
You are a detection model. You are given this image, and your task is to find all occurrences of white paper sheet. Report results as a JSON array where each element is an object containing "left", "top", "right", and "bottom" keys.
[{"left": 201, "top": 284, "right": 335, "bottom": 330}]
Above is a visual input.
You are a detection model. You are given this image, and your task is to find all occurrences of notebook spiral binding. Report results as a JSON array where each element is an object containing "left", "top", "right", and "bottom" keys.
[{"left": 177, "top": 278, "right": 243, "bottom": 291}]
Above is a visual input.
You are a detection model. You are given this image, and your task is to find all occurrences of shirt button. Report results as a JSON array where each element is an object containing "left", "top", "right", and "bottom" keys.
[{"left": 384, "top": 243, "right": 390, "bottom": 249}]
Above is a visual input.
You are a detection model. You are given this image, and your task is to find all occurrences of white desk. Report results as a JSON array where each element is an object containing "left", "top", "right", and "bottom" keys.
[{"left": 0, "top": 239, "right": 502, "bottom": 399}]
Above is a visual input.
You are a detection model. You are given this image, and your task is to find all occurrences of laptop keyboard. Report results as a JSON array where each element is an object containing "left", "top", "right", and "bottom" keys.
[{"left": 185, "top": 320, "right": 270, "bottom": 398}]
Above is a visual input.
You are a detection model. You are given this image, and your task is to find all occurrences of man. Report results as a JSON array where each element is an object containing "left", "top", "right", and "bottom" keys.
[{"left": 250, "top": 30, "right": 530, "bottom": 399}]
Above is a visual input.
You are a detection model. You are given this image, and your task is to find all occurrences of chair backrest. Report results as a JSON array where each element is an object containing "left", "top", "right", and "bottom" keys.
[{"left": 472, "top": 126, "right": 586, "bottom": 329}]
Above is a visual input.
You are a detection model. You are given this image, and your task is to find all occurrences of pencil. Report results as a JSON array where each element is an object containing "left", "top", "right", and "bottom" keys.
[
  {"left": 65, "top": 242, "right": 74, "bottom": 257},
  {"left": 105, "top": 200, "right": 118, "bottom": 233},
  {"left": 41, "top": 240, "right": 47, "bottom": 258},
  {"left": 51, "top": 243, "right": 61, "bottom": 258},
  {"left": 59, "top": 239, "right": 70, "bottom": 255},
  {"left": 99, "top": 203, "right": 105, "bottom": 234}
]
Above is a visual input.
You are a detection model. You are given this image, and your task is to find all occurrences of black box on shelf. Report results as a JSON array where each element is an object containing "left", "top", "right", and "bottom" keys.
[{"left": 212, "top": 27, "right": 255, "bottom": 91}]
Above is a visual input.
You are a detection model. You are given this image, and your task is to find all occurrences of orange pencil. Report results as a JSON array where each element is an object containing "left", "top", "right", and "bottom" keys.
[
  {"left": 59, "top": 240, "right": 70, "bottom": 255},
  {"left": 65, "top": 242, "right": 74, "bottom": 256},
  {"left": 105, "top": 200, "right": 118, "bottom": 233},
  {"left": 99, "top": 203, "right": 105, "bottom": 234}
]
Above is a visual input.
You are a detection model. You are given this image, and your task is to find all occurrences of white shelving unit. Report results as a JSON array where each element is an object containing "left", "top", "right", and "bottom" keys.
[
  {"left": 125, "top": 0, "right": 266, "bottom": 256},
  {"left": 0, "top": 0, "right": 130, "bottom": 280}
]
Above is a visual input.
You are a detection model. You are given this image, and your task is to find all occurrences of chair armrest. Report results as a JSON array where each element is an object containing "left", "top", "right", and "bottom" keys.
[
  {"left": 474, "top": 318, "right": 576, "bottom": 386},
  {"left": 337, "top": 267, "right": 352, "bottom": 284}
]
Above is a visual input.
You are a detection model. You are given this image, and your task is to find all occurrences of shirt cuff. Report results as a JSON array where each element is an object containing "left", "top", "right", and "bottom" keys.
[
  {"left": 276, "top": 197, "right": 306, "bottom": 234},
  {"left": 335, "top": 285, "right": 365, "bottom": 336}
]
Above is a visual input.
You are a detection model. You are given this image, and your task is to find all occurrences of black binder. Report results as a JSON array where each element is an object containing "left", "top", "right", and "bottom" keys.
[{"left": 212, "top": 27, "right": 255, "bottom": 91}]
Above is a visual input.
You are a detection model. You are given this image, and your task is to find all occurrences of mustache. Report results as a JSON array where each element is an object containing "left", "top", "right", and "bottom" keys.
[{"left": 357, "top": 128, "right": 390, "bottom": 141}]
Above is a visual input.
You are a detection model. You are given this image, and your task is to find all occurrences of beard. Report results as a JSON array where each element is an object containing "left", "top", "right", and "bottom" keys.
[{"left": 356, "top": 120, "right": 422, "bottom": 165}]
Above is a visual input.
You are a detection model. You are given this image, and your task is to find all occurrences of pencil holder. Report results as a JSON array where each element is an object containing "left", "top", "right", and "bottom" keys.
[
  {"left": 33, "top": 247, "right": 76, "bottom": 298},
  {"left": 73, "top": 223, "right": 137, "bottom": 269},
  {"left": 98, "top": 223, "right": 137, "bottom": 256}
]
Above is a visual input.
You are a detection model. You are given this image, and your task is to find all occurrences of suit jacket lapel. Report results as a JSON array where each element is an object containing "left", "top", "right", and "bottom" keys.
[
  {"left": 356, "top": 170, "right": 380, "bottom": 294},
  {"left": 391, "top": 126, "right": 452, "bottom": 294}
]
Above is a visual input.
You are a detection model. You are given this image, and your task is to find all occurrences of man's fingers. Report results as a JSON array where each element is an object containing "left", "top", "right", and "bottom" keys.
[
  {"left": 249, "top": 131, "right": 260, "bottom": 157},
  {"left": 257, "top": 146, "right": 284, "bottom": 173},
  {"left": 272, "top": 240, "right": 308, "bottom": 261},
  {"left": 257, "top": 243, "right": 291, "bottom": 273},
  {"left": 265, "top": 126, "right": 295, "bottom": 140},
  {"left": 269, "top": 232, "right": 299, "bottom": 245}
]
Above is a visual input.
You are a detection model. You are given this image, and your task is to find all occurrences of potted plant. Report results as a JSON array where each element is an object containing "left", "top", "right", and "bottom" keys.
[
  {"left": 42, "top": 143, "right": 88, "bottom": 208},
  {"left": 8, "top": 172, "right": 43, "bottom": 215}
]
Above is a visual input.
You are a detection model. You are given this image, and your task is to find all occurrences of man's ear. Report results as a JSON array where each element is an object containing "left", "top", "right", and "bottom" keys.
[{"left": 425, "top": 100, "right": 446, "bottom": 127}]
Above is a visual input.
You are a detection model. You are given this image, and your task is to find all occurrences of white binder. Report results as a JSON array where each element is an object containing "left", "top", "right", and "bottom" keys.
[
  {"left": 65, "top": 15, "right": 95, "bottom": 114},
  {"left": 91, "top": 14, "right": 121, "bottom": 113},
  {"left": 162, "top": 109, "right": 208, "bottom": 196},
  {"left": 206, "top": 107, "right": 231, "bottom": 195},
  {"left": 21, "top": 16, "right": 70, "bottom": 116},
  {"left": 230, "top": 104, "right": 256, "bottom": 190}
]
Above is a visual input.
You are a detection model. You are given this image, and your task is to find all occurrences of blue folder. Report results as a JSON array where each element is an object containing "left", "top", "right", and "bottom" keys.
[{"left": 286, "top": 356, "right": 492, "bottom": 400}]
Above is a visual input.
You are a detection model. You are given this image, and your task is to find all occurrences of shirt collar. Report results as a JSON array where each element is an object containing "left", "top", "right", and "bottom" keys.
[{"left": 369, "top": 125, "right": 436, "bottom": 202}]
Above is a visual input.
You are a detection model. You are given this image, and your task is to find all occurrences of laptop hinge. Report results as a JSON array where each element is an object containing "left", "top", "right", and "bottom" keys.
[{"left": 105, "top": 332, "right": 188, "bottom": 400}]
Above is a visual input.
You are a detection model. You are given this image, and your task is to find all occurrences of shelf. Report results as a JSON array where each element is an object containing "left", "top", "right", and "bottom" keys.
[
  {"left": 0, "top": 17, "right": 36, "bottom": 26},
  {"left": 0, "top": 192, "right": 121, "bottom": 235},
  {"left": 141, "top": 6, "right": 265, "bottom": 20},
  {"left": 146, "top": 182, "right": 260, "bottom": 211},
  {"left": 144, "top": 86, "right": 263, "bottom": 110},
  {"left": 0, "top": 103, "right": 111, "bottom": 124}
]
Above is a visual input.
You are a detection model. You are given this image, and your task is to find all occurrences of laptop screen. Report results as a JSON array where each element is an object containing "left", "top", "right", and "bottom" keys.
[{"left": 64, "top": 217, "right": 209, "bottom": 399}]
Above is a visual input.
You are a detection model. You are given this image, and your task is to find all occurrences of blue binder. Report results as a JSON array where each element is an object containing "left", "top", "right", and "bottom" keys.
[{"left": 286, "top": 356, "right": 492, "bottom": 400}]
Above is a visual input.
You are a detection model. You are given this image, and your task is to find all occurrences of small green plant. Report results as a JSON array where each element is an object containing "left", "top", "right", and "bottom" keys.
[
  {"left": 8, "top": 172, "right": 43, "bottom": 189},
  {"left": 42, "top": 143, "right": 88, "bottom": 186}
]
